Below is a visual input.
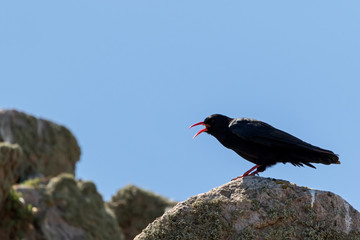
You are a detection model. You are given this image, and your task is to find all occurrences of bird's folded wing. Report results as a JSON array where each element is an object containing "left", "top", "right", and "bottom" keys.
[{"left": 229, "top": 119, "right": 332, "bottom": 154}]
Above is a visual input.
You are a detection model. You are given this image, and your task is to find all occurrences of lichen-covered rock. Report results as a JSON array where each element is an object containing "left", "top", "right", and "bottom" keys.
[
  {"left": 0, "top": 109, "right": 81, "bottom": 181},
  {"left": 108, "top": 184, "right": 176, "bottom": 240},
  {"left": 14, "top": 173, "right": 124, "bottom": 240},
  {"left": 0, "top": 188, "right": 35, "bottom": 240},
  {"left": 135, "top": 177, "right": 360, "bottom": 240},
  {"left": 0, "top": 143, "right": 29, "bottom": 240},
  {"left": 0, "top": 143, "right": 22, "bottom": 207}
]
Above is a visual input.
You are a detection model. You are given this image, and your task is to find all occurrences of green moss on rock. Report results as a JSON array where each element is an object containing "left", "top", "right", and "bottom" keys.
[
  {"left": 22, "top": 177, "right": 42, "bottom": 188},
  {"left": 0, "top": 189, "right": 33, "bottom": 239},
  {"left": 137, "top": 198, "right": 236, "bottom": 240}
]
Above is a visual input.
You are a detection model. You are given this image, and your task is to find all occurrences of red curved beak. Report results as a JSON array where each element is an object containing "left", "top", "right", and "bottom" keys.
[{"left": 189, "top": 121, "right": 208, "bottom": 139}]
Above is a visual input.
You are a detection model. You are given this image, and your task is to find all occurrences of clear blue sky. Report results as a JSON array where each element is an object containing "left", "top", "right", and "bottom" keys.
[{"left": 1, "top": 1, "right": 359, "bottom": 210}]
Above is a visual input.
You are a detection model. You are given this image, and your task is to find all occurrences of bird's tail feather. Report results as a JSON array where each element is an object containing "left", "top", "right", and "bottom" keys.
[{"left": 290, "top": 151, "right": 339, "bottom": 168}]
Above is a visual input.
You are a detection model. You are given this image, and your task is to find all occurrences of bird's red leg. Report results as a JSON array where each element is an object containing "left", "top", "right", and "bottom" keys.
[
  {"left": 231, "top": 165, "right": 261, "bottom": 181},
  {"left": 248, "top": 167, "right": 266, "bottom": 176}
]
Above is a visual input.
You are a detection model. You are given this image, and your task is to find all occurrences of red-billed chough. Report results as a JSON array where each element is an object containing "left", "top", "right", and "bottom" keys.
[{"left": 190, "top": 114, "right": 340, "bottom": 180}]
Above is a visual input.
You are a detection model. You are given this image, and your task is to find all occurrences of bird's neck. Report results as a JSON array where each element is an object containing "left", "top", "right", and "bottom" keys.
[{"left": 212, "top": 130, "right": 233, "bottom": 148}]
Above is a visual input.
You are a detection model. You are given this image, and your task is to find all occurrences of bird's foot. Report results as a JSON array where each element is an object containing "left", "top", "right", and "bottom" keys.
[
  {"left": 231, "top": 165, "right": 261, "bottom": 181},
  {"left": 231, "top": 171, "right": 260, "bottom": 180},
  {"left": 231, "top": 176, "right": 244, "bottom": 181},
  {"left": 249, "top": 171, "right": 259, "bottom": 176}
]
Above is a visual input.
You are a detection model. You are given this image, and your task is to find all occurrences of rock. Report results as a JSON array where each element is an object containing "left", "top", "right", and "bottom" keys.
[
  {"left": 0, "top": 109, "right": 81, "bottom": 181},
  {"left": 108, "top": 184, "right": 176, "bottom": 240},
  {"left": 0, "top": 188, "right": 35, "bottom": 240},
  {"left": 135, "top": 177, "right": 360, "bottom": 240},
  {"left": 0, "top": 143, "right": 22, "bottom": 208},
  {"left": 0, "top": 143, "right": 27, "bottom": 240},
  {"left": 14, "top": 173, "right": 124, "bottom": 240}
]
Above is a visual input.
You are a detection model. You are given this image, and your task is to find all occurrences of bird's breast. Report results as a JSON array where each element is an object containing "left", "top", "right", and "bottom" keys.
[{"left": 216, "top": 134, "right": 262, "bottom": 164}]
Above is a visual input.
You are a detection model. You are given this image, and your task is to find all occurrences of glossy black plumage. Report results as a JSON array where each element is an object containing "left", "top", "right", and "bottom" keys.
[{"left": 191, "top": 114, "right": 339, "bottom": 177}]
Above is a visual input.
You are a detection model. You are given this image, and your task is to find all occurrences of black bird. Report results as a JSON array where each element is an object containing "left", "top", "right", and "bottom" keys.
[{"left": 190, "top": 114, "right": 340, "bottom": 179}]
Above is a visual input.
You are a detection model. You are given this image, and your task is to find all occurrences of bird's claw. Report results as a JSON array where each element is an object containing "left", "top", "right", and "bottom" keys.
[
  {"left": 231, "top": 170, "right": 260, "bottom": 181},
  {"left": 231, "top": 176, "right": 242, "bottom": 181},
  {"left": 249, "top": 171, "right": 259, "bottom": 176}
]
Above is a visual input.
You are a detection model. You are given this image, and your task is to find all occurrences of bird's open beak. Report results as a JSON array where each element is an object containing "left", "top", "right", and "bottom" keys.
[{"left": 189, "top": 121, "right": 208, "bottom": 139}]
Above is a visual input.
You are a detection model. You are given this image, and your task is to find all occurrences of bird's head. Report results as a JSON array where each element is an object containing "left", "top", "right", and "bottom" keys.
[{"left": 189, "top": 114, "right": 232, "bottom": 138}]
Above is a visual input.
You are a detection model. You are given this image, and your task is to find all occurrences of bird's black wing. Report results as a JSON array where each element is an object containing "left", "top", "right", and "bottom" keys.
[{"left": 229, "top": 118, "right": 332, "bottom": 154}]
